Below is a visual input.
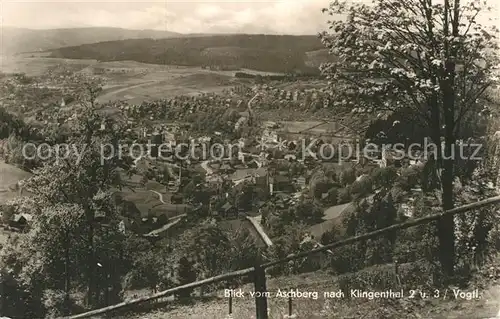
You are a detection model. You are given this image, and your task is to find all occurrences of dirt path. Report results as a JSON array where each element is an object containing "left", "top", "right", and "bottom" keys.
[
  {"left": 245, "top": 215, "right": 273, "bottom": 247},
  {"left": 143, "top": 214, "right": 187, "bottom": 237},
  {"left": 150, "top": 190, "right": 166, "bottom": 204}
]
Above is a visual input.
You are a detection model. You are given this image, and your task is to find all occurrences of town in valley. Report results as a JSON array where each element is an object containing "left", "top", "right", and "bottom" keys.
[{"left": 0, "top": 0, "right": 499, "bottom": 318}]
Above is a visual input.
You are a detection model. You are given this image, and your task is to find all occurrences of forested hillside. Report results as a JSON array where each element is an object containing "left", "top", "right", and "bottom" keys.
[{"left": 48, "top": 35, "right": 328, "bottom": 73}]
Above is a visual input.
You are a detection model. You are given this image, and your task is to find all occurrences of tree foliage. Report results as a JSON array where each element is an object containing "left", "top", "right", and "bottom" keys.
[{"left": 321, "top": 0, "right": 499, "bottom": 278}]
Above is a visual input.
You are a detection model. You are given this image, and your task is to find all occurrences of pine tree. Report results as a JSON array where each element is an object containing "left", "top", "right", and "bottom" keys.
[{"left": 175, "top": 256, "right": 196, "bottom": 301}]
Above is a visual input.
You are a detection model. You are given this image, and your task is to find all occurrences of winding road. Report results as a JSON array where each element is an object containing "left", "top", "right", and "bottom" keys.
[
  {"left": 201, "top": 161, "right": 214, "bottom": 175},
  {"left": 150, "top": 190, "right": 166, "bottom": 204},
  {"left": 246, "top": 215, "right": 273, "bottom": 247},
  {"left": 143, "top": 215, "right": 186, "bottom": 238}
]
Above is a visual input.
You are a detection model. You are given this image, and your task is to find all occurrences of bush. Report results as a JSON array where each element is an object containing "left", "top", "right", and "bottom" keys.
[
  {"left": 320, "top": 225, "right": 340, "bottom": 245},
  {"left": 396, "top": 165, "right": 422, "bottom": 191},
  {"left": 42, "top": 289, "right": 76, "bottom": 318},
  {"left": 292, "top": 200, "right": 324, "bottom": 225},
  {"left": 329, "top": 242, "right": 367, "bottom": 274},
  {"left": 0, "top": 253, "right": 46, "bottom": 318},
  {"left": 371, "top": 167, "right": 398, "bottom": 189},
  {"left": 324, "top": 187, "right": 338, "bottom": 205},
  {"left": 339, "top": 168, "right": 356, "bottom": 186},
  {"left": 337, "top": 261, "right": 434, "bottom": 293},
  {"left": 337, "top": 186, "right": 351, "bottom": 204},
  {"left": 268, "top": 223, "right": 319, "bottom": 276},
  {"left": 350, "top": 176, "right": 373, "bottom": 200},
  {"left": 175, "top": 256, "right": 197, "bottom": 300}
]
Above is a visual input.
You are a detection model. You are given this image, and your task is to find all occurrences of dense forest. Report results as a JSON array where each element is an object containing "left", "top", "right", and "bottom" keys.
[{"left": 48, "top": 35, "right": 327, "bottom": 73}]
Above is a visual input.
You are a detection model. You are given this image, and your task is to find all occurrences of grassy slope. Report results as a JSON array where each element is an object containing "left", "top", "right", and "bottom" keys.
[
  {"left": 114, "top": 260, "right": 500, "bottom": 319},
  {"left": 0, "top": 161, "right": 32, "bottom": 191}
]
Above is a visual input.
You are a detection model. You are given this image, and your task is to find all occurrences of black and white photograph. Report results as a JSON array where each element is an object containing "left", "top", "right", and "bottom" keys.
[{"left": 0, "top": 0, "right": 499, "bottom": 318}]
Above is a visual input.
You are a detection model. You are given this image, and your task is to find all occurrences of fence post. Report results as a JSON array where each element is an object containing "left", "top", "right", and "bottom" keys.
[
  {"left": 394, "top": 259, "right": 401, "bottom": 287},
  {"left": 0, "top": 274, "right": 3, "bottom": 315},
  {"left": 228, "top": 290, "right": 232, "bottom": 315},
  {"left": 288, "top": 291, "right": 292, "bottom": 317},
  {"left": 253, "top": 265, "right": 268, "bottom": 319}
]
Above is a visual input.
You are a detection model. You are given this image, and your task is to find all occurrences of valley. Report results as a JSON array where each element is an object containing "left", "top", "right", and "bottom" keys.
[{"left": 0, "top": 3, "right": 499, "bottom": 318}]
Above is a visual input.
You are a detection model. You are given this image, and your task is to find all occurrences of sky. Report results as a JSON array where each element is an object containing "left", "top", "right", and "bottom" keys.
[
  {"left": 0, "top": 0, "right": 498, "bottom": 35},
  {"left": 0, "top": 0, "right": 334, "bottom": 34}
]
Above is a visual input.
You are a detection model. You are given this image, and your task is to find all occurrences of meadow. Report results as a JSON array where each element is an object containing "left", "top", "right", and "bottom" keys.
[{"left": 1, "top": 56, "right": 286, "bottom": 105}]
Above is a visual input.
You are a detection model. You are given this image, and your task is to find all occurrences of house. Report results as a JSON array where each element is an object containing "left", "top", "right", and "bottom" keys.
[
  {"left": 265, "top": 122, "right": 280, "bottom": 129},
  {"left": 355, "top": 174, "right": 369, "bottom": 182},
  {"left": 287, "top": 141, "right": 297, "bottom": 150},
  {"left": 274, "top": 198, "right": 286, "bottom": 209},
  {"left": 150, "top": 132, "right": 163, "bottom": 158},
  {"left": 243, "top": 145, "right": 261, "bottom": 155},
  {"left": 246, "top": 159, "right": 260, "bottom": 168},
  {"left": 137, "top": 207, "right": 170, "bottom": 233},
  {"left": 400, "top": 203, "right": 413, "bottom": 218},
  {"left": 262, "top": 129, "right": 279, "bottom": 143},
  {"left": 251, "top": 167, "right": 268, "bottom": 187},
  {"left": 134, "top": 157, "right": 150, "bottom": 170},
  {"left": 219, "top": 163, "right": 235, "bottom": 174},
  {"left": 381, "top": 149, "right": 405, "bottom": 168},
  {"left": 270, "top": 175, "right": 294, "bottom": 193},
  {"left": 220, "top": 202, "right": 237, "bottom": 218},
  {"left": 315, "top": 139, "right": 326, "bottom": 147},
  {"left": 119, "top": 217, "right": 138, "bottom": 233},
  {"left": 198, "top": 136, "right": 211, "bottom": 143},
  {"left": 171, "top": 193, "right": 184, "bottom": 204},
  {"left": 10, "top": 213, "right": 32, "bottom": 229},
  {"left": 94, "top": 210, "right": 107, "bottom": 222},
  {"left": 164, "top": 132, "right": 177, "bottom": 144},
  {"left": 255, "top": 201, "right": 267, "bottom": 214}
]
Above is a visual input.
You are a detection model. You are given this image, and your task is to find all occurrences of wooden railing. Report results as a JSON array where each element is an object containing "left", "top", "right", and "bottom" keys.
[{"left": 64, "top": 195, "right": 500, "bottom": 319}]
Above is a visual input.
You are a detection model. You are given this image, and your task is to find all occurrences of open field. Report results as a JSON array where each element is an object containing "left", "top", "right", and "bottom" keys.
[
  {"left": 0, "top": 191, "right": 18, "bottom": 205},
  {"left": 0, "top": 56, "right": 284, "bottom": 104},
  {"left": 0, "top": 161, "right": 32, "bottom": 191},
  {"left": 262, "top": 121, "right": 355, "bottom": 141},
  {"left": 276, "top": 121, "right": 341, "bottom": 134},
  {"left": 116, "top": 187, "right": 190, "bottom": 220},
  {"left": 0, "top": 56, "right": 98, "bottom": 76},
  {"left": 309, "top": 204, "right": 354, "bottom": 239}
]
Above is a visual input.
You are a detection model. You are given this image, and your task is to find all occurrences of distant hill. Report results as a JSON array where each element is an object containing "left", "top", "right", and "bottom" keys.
[
  {"left": 48, "top": 34, "right": 329, "bottom": 73},
  {"left": 0, "top": 27, "right": 181, "bottom": 55}
]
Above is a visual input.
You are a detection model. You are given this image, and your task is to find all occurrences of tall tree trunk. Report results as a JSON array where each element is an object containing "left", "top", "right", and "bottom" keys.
[
  {"left": 439, "top": 140, "right": 455, "bottom": 278},
  {"left": 85, "top": 208, "right": 95, "bottom": 308},
  {"left": 439, "top": 74, "right": 456, "bottom": 280},
  {"left": 64, "top": 231, "right": 71, "bottom": 315},
  {"left": 436, "top": 0, "right": 459, "bottom": 279}
]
